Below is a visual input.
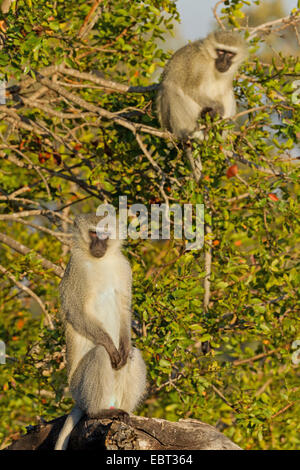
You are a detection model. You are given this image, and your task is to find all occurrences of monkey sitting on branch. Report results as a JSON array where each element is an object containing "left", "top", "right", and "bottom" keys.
[
  {"left": 157, "top": 30, "right": 248, "bottom": 140},
  {"left": 55, "top": 214, "right": 147, "bottom": 450},
  {"left": 156, "top": 31, "right": 248, "bottom": 180}
]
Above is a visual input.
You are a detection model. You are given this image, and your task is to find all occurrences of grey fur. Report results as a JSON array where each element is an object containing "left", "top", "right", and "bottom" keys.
[
  {"left": 156, "top": 31, "right": 248, "bottom": 139},
  {"left": 55, "top": 214, "right": 147, "bottom": 450}
]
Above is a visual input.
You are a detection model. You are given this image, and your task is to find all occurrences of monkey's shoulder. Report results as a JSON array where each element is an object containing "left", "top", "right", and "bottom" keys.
[
  {"left": 167, "top": 40, "right": 205, "bottom": 64},
  {"left": 162, "top": 41, "right": 208, "bottom": 85}
]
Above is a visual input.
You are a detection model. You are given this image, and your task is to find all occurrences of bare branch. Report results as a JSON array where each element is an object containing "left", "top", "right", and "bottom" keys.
[
  {"left": 8, "top": 218, "right": 72, "bottom": 245},
  {"left": 233, "top": 152, "right": 283, "bottom": 177},
  {"left": 22, "top": 97, "right": 97, "bottom": 120},
  {"left": 0, "top": 208, "right": 72, "bottom": 224},
  {"left": 248, "top": 13, "right": 300, "bottom": 39},
  {"left": 212, "top": 1, "right": 226, "bottom": 31},
  {"left": 0, "top": 232, "right": 64, "bottom": 278},
  {"left": 10, "top": 186, "right": 33, "bottom": 198},
  {"left": 0, "top": 195, "right": 39, "bottom": 206},
  {"left": 35, "top": 72, "right": 166, "bottom": 138},
  {"left": 57, "top": 65, "right": 159, "bottom": 94}
]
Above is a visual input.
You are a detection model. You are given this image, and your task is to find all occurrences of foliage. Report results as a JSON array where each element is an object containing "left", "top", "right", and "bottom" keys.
[{"left": 0, "top": 0, "right": 299, "bottom": 450}]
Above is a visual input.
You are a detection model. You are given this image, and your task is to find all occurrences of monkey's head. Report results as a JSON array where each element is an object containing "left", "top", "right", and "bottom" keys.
[
  {"left": 73, "top": 214, "right": 122, "bottom": 259},
  {"left": 205, "top": 31, "right": 248, "bottom": 75}
]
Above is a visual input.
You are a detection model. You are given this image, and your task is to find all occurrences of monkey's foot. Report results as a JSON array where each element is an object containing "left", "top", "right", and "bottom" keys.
[{"left": 91, "top": 408, "right": 130, "bottom": 424}]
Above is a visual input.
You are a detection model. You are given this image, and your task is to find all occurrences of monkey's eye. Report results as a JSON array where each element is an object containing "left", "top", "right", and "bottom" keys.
[
  {"left": 89, "top": 230, "right": 98, "bottom": 240},
  {"left": 216, "top": 49, "right": 235, "bottom": 58},
  {"left": 216, "top": 49, "right": 226, "bottom": 57},
  {"left": 89, "top": 230, "right": 110, "bottom": 241}
]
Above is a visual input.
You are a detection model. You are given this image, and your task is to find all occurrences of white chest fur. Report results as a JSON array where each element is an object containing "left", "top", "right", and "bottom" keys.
[
  {"left": 199, "top": 75, "right": 236, "bottom": 118},
  {"left": 84, "top": 256, "right": 122, "bottom": 347}
]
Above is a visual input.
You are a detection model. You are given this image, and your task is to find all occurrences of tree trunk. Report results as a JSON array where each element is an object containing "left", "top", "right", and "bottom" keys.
[{"left": 4, "top": 415, "right": 242, "bottom": 450}]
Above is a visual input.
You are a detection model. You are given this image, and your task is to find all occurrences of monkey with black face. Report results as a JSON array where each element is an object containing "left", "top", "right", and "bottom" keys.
[
  {"left": 55, "top": 214, "right": 146, "bottom": 450},
  {"left": 156, "top": 31, "right": 248, "bottom": 141}
]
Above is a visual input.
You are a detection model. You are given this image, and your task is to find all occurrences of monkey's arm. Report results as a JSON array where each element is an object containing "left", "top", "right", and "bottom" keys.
[
  {"left": 60, "top": 261, "right": 122, "bottom": 369},
  {"left": 158, "top": 84, "right": 201, "bottom": 139},
  {"left": 199, "top": 100, "right": 224, "bottom": 120},
  {"left": 116, "top": 325, "right": 131, "bottom": 369},
  {"left": 159, "top": 83, "right": 224, "bottom": 139},
  {"left": 115, "top": 289, "right": 132, "bottom": 370},
  {"left": 186, "top": 86, "right": 224, "bottom": 120},
  {"left": 64, "top": 305, "right": 122, "bottom": 369}
]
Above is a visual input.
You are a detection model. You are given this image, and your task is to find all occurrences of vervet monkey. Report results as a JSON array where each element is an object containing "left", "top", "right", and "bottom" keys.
[
  {"left": 156, "top": 31, "right": 248, "bottom": 141},
  {"left": 55, "top": 214, "right": 146, "bottom": 450}
]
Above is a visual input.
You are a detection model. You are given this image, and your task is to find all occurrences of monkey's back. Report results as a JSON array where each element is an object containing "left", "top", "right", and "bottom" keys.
[
  {"left": 156, "top": 39, "right": 214, "bottom": 133},
  {"left": 160, "top": 39, "right": 209, "bottom": 87}
]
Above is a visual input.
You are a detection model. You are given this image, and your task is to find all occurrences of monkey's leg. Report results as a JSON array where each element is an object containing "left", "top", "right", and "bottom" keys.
[
  {"left": 162, "top": 85, "right": 201, "bottom": 139},
  {"left": 116, "top": 348, "right": 147, "bottom": 413},
  {"left": 70, "top": 345, "right": 117, "bottom": 417}
]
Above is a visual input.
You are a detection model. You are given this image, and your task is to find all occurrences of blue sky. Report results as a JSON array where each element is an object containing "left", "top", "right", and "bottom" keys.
[{"left": 176, "top": 0, "right": 298, "bottom": 40}]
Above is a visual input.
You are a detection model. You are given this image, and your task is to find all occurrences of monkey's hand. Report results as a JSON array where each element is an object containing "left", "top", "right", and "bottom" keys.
[
  {"left": 113, "top": 337, "right": 131, "bottom": 370},
  {"left": 108, "top": 347, "right": 122, "bottom": 370},
  {"left": 200, "top": 103, "right": 224, "bottom": 121}
]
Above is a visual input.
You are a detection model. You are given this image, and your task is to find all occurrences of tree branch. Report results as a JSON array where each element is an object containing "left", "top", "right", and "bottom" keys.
[
  {"left": 0, "top": 232, "right": 63, "bottom": 278},
  {"left": 4, "top": 415, "right": 242, "bottom": 450},
  {"left": 34, "top": 73, "right": 166, "bottom": 138}
]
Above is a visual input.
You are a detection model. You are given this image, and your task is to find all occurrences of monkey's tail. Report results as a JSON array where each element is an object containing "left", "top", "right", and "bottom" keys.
[{"left": 54, "top": 406, "right": 83, "bottom": 450}]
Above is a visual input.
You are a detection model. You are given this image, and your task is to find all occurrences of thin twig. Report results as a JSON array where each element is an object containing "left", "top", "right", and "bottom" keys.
[
  {"left": 255, "top": 378, "right": 273, "bottom": 397},
  {"left": 212, "top": 0, "right": 226, "bottom": 31},
  {"left": 248, "top": 14, "right": 300, "bottom": 40},
  {"left": 35, "top": 72, "right": 167, "bottom": 139},
  {"left": 78, "top": 0, "right": 103, "bottom": 39},
  {"left": 9, "top": 147, "right": 51, "bottom": 198},
  {"left": 22, "top": 96, "right": 96, "bottom": 120},
  {"left": 227, "top": 191, "right": 254, "bottom": 203},
  {"left": 0, "top": 195, "right": 39, "bottom": 206},
  {"left": 0, "top": 263, "right": 54, "bottom": 329},
  {"left": 271, "top": 402, "right": 295, "bottom": 420},
  {"left": 135, "top": 133, "right": 180, "bottom": 186},
  {"left": 211, "top": 384, "right": 237, "bottom": 411},
  {"left": 233, "top": 348, "right": 280, "bottom": 366},
  {"left": 203, "top": 204, "right": 212, "bottom": 313}
]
